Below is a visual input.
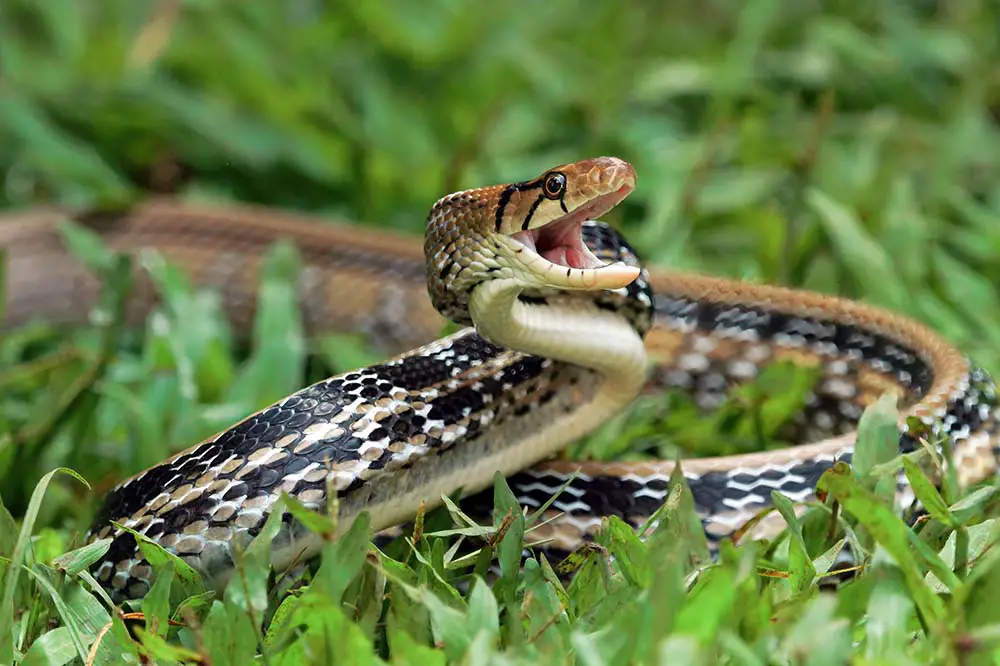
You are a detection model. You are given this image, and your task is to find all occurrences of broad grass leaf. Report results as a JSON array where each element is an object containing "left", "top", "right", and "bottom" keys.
[
  {"left": 644, "top": 461, "right": 710, "bottom": 566},
  {"left": 597, "top": 516, "right": 649, "bottom": 587},
  {"left": 0, "top": 94, "right": 128, "bottom": 202},
  {"left": 906, "top": 529, "right": 960, "bottom": 594},
  {"left": 863, "top": 556, "right": 913, "bottom": 660},
  {"left": 142, "top": 560, "right": 174, "bottom": 638},
  {"left": 140, "top": 250, "right": 236, "bottom": 405},
  {"left": 853, "top": 394, "right": 902, "bottom": 504},
  {"left": 464, "top": 631, "right": 504, "bottom": 665},
  {"left": 816, "top": 468, "right": 947, "bottom": 628},
  {"left": 674, "top": 566, "right": 737, "bottom": 642},
  {"left": 228, "top": 241, "right": 305, "bottom": 408},
  {"left": 569, "top": 630, "right": 613, "bottom": 666},
  {"left": 521, "top": 559, "right": 570, "bottom": 652},
  {"left": 811, "top": 537, "right": 847, "bottom": 578},
  {"left": 780, "top": 595, "right": 851, "bottom": 666},
  {"left": 270, "top": 594, "right": 378, "bottom": 666},
  {"left": 350, "top": 553, "right": 389, "bottom": 638},
  {"left": 717, "top": 629, "right": 768, "bottom": 666},
  {"left": 566, "top": 550, "right": 611, "bottom": 619},
  {"left": 949, "top": 486, "right": 1000, "bottom": 526},
  {"left": 570, "top": 558, "right": 636, "bottom": 639},
  {"left": 926, "top": 519, "right": 1000, "bottom": 593},
  {"left": 418, "top": 588, "right": 473, "bottom": 662},
  {"left": 19, "top": 626, "right": 77, "bottom": 666},
  {"left": 901, "top": 456, "right": 952, "bottom": 527},
  {"left": 538, "top": 554, "right": 573, "bottom": 622},
  {"left": 62, "top": 581, "right": 126, "bottom": 664},
  {"left": 720, "top": 540, "right": 773, "bottom": 640},
  {"left": 202, "top": 600, "right": 258, "bottom": 666},
  {"left": 960, "top": 546, "right": 1000, "bottom": 664},
  {"left": 695, "top": 168, "right": 785, "bottom": 214},
  {"left": 172, "top": 590, "right": 216, "bottom": 623},
  {"left": 107, "top": 613, "right": 142, "bottom": 664},
  {"left": 0, "top": 494, "right": 18, "bottom": 562},
  {"left": 384, "top": 576, "right": 434, "bottom": 651},
  {"left": 880, "top": 177, "right": 929, "bottom": 285},
  {"left": 132, "top": 627, "right": 204, "bottom": 664},
  {"left": 612, "top": 472, "right": 696, "bottom": 664},
  {"left": 932, "top": 247, "right": 1000, "bottom": 350},
  {"left": 50, "top": 538, "right": 111, "bottom": 578},
  {"left": 491, "top": 471, "right": 526, "bottom": 621},
  {"left": 312, "top": 510, "right": 372, "bottom": 602},
  {"left": 397, "top": 535, "right": 464, "bottom": 608},
  {"left": 262, "top": 592, "right": 302, "bottom": 654},
  {"left": 427, "top": 539, "right": 452, "bottom": 598},
  {"left": 387, "top": 626, "right": 446, "bottom": 666},
  {"left": 807, "top": 188, "right": 907, "bottom": 310},
  {"left": 656, "top": 634, "right": 705, "bottom": 664},
  {"left": 22, "top": 566, "right": 91, "bottom": 664},
  {"left": 466, "top": 577, "right": 500, "bottom": 645},
  {"left": 771, "top": 490, "right": 815, "bottom": 591},
  {"left": 0, "top": 468, "right": 88, "bottom": 666}
]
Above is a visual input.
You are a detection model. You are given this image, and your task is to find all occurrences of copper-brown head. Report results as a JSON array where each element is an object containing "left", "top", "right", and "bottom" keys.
[{"left": 424, "top": 157, "right": 639, "bottom": 325}]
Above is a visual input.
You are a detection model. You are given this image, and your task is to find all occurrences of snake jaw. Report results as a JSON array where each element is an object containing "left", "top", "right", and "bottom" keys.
[
  {"left": 512, "top": 215, "right": 604, "bottom": 269},
  {"left": 507, "top": 184, "right": 639, "bottom": 291}
]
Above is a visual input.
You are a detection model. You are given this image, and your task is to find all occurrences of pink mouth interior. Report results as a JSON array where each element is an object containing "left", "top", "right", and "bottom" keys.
[
  {"left": 511, "top": 186, "right": 631, "bottom": 270},
  {"left": 528, "top": 216, "right": 600, "bottom": 268}
]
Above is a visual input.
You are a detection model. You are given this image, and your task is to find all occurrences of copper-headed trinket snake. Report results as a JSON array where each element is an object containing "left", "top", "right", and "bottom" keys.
[{"left": 2, "top": 157, "right": 997, "bottom": 601}]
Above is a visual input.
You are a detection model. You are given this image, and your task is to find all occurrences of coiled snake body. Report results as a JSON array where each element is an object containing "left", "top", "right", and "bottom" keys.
[{"left": 2, "top": 157, "right": 998, "bottom": 602}]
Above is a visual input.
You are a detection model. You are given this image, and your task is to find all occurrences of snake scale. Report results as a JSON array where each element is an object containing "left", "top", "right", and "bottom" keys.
[{"left": 2, "top": 157, "right": 998, "bottom": 603}]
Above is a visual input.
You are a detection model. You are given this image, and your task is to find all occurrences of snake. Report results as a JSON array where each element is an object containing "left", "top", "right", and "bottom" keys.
[{"left": 2, "top": 156, "right": 998, "bottom": 604}]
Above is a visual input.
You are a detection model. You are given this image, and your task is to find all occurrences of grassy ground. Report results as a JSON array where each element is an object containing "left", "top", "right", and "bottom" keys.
[{"left": 2, "top": 1, "right": 1000, "bottom": 663}]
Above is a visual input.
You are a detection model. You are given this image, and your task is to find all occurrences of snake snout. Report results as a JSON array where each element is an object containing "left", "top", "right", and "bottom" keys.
[{"left": 586, "top": 156, "right": 637, "bottom": 192}]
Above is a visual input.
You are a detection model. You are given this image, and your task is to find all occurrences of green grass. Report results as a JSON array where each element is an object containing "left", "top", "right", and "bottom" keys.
[
  {"left": 2, "top": 0, "right": 1000, "bottom": 663},
  {"left": 5, "top": 395, "right": 1000, "bottom": 664}
]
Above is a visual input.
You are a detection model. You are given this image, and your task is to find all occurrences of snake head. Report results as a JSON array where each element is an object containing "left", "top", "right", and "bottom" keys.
[
  {"left": 501, "top": 156, "right": 639, "bottom": 291},
  {"left": 425, "top": 157, "right": 641, "bottom": 325}
]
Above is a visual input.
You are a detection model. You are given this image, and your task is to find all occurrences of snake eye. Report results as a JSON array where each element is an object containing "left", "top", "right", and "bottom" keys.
[{"left": 542, "top": 172, "right": 566, "bottom": 199}]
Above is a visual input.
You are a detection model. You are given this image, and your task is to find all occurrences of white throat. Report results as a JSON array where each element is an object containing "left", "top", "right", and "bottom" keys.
[{"left": 468, "top": 278, "right": 649, "bottom": 433}]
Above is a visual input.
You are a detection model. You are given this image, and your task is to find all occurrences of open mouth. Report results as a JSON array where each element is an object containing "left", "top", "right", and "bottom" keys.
[
  {"left": 508, "top": 185, "right": 639, "bottom": 289},
  {"left": 511, "top": 214, "right": 604, "bottom": 270}
]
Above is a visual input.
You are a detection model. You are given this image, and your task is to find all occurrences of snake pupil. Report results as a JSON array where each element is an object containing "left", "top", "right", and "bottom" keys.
[{"left": 543, "top": 172, "right": 566, "bottom": 199}]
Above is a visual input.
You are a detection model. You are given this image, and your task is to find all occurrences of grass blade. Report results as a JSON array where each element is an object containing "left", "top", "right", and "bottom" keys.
[{"left": 0, "top": 468, "right": 88, "bottom": 665}]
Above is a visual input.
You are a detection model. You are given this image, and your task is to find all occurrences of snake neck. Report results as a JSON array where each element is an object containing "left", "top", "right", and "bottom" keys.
[{"left": 468, "top": 278, "right": 649, "bottom": 404}]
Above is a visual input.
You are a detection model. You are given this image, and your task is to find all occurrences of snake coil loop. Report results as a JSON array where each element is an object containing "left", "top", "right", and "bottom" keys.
[{"left": 0, "top": 158, "right": 996, "bottom": 603}]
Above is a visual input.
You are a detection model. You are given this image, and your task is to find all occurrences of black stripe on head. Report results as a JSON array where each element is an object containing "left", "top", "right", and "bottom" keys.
[
  {"left": 495, "top": 185, "right": 517, "bottom": 232},
  {"left": 521, "top": 195, "right": 545, "bottom": 231},
  {"left": 494, "top": 180, "right": 544, "bottom": 232}
]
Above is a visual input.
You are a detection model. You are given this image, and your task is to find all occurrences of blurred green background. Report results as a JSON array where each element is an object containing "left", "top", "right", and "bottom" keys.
[
  {"left": 2, "top": 0, "right": 1000, "bottom": 512},
  {"left": 4, "top": 0, "right": 1000, "bottom": 360},
  {"left": 2, "top": 3, "right": 1000, "bottom": 662}
]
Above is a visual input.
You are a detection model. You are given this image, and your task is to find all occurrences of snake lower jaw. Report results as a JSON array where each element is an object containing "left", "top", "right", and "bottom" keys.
[
  {"left": 502, "top": 237, "right": 641, "bottom": 292},
  {"left": 536, "top": 259, "right": 640, "bottom": 291}
]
